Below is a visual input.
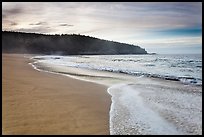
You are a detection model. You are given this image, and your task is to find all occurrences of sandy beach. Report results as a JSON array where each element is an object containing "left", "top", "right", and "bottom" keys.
[{"left": 2, "top": 54, "right": 111, "bottom": 135}]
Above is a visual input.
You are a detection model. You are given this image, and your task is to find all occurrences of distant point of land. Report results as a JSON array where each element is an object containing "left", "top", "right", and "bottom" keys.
[{"left": 2, "top": 31, "right": 148, "bottom": 55}]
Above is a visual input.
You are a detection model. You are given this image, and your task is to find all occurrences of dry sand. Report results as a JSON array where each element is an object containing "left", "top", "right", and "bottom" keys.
[{"left": 2, "top": 54, "right": 111, "bottom": 135}]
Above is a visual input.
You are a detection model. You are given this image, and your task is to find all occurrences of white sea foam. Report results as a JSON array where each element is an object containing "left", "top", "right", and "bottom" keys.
[
  {"left": 107, "top": 83, "right": 202, "bottom": 135},
  {"left": 108, "top": 84, "right": 182, "bottom": 135},
  {"left": 28, "top": 54, "right": 202, "bottom": 135},
  {"left": 31, "top": 54, "right": 202, "bottom": 85}
]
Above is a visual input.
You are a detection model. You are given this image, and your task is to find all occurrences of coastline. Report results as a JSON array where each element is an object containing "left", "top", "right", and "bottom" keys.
[
  {"left": 2, "top": 53, "right": 111, "bottom": 135},
  {"left": 3, "top": 53, "right": 202, "bottom": 135},
  {"left": 31, "top": 54, "right": 202, "bottom": 135}
]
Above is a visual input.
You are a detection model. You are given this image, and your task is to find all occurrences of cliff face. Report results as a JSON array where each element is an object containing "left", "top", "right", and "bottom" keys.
[{"left": 2, "top": 31, "right": 148, "bottom": 55}]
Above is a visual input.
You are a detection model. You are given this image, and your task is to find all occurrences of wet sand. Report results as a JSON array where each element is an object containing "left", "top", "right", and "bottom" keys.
[{"left": 2, "top": 54, "right": 111, "bottom": 135}]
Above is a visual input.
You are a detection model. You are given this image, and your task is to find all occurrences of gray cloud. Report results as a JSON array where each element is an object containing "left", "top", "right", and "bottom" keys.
[
  {"left": 29, "top": 22, "right": 47, "bottom": 26},
  {"left": 2, "top": 2, "right": 202, "bottom": 38},
  {"left": 15, "top": 26, "right": 55, "bottom": 34},
  {"left": 10, "top": 22, "right": 18, "bottom": 26},
  {"left": 4, "top": 7, "right": 22, "bottom": 14},
  {"left": 3, "top": 2, "right": 202, "bottom": 32},
  {"left": 2, "top": 6, "right": 23, "bottom": 19},
  {"left": 2, "top": 19, "right": 18, "bottom": 28},
  {"left": 2, "top": 14, "right": 7, "bottom": 19},
  {"left": 59, "top": 23, "right": 74, "bottom": 27}
]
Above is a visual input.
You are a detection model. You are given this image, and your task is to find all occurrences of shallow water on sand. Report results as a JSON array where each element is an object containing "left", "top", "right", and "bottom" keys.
[{"left": 28, "top": 55, "right": 202, "bottom": 135}]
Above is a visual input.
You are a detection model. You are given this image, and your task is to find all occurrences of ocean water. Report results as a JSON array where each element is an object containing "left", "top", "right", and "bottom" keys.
[
  {"left": 31, "top": 54, "right": 202, "bottom": 86},
  {"left": 29, "top": 54, "right": 202, "bottom": 135}
]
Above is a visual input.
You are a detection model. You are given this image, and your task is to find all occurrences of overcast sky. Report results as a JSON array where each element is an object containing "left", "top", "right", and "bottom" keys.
[{"left": 2, "top": 2, "right": 202, "bottom": 54}]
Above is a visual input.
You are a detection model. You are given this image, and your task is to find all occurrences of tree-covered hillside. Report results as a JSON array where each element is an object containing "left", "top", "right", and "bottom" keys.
[{"left": 2, "top": 31, "right": 148, "bottom": 55}]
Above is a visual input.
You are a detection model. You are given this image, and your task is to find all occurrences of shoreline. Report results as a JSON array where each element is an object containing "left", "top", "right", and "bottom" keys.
[
  {"left": 30, "top": 54, "right": 202, "bottom": 135},
  {"left": 2, "top": 53, "right": 111, "bottom": 135},
  {"left": 4, "top": 53, "right": 202, "bottom": 135}
]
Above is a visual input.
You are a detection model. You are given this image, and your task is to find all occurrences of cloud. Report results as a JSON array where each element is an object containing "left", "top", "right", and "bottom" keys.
[
  {"left": 2, "top": 2, "right": 201, "bottom": 34},
  {"left": 15, "top": 26, "right": 55, "bottom": 34},
  {"left": 3, "top": 7, "right": 22, "bottom": 15},
  {"left": 29, "top": 22, "right": 47, "bottom": 25},
  {"left": 59, "top": 23, "right": 74, "bottom": 27},
  {"left": 10, "top": 22, "right": 18, "bottom": 26},
  {"left": 2, "top": 19, "right": 18, "bottom": 29},
  {"left": 2, "top": 3, "right": 202, "bottom": 45},
  {"left": 2, "top": 14, "right": 7, "bottom": 19},
  {"left": 2, "top": 6, "right": 23, "bottom": 20}
]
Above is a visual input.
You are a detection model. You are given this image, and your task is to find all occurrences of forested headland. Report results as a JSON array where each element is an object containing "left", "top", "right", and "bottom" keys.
[{"left": 2, "top": 31, "right": 148, "bottom": 55}]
